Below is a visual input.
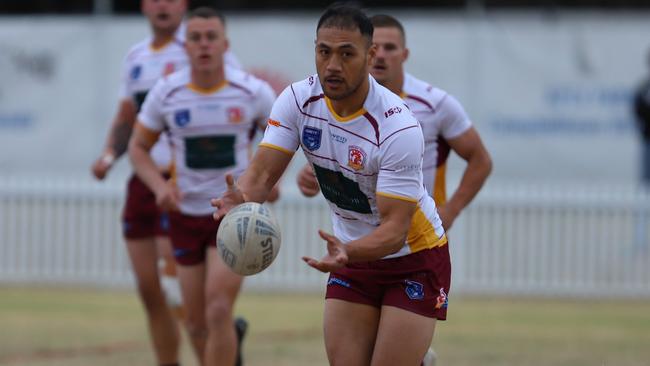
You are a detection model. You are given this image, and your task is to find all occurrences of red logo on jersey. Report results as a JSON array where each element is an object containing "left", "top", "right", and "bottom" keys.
[
  {"left": 228, "top": 107, "right": 243, "bottom": 123},
  {"left": 163, "top": 62, "right": 175, "bottom": 76},
  {"left": 348, "top": 146, "right": 366, "bottom": 171}
]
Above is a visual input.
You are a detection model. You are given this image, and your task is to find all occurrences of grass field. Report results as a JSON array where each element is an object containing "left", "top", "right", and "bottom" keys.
[{"left": 1, "top": 287, "right": 650, "bottom": 366}]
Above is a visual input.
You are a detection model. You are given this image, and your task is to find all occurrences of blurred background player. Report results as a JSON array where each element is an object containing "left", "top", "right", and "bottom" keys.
[
  {"left": 213, "top": 5, "right": 450, "bottom": 365},
  {"left": 634, "top": 49, "right": 650, "bottom": 187},
  {"left": 128, "top": 7, "right": 276, "bottom": 365},
  {"left": 298, "top": 14, "right": 492, "bottom": 232},
  {"left": 90, "top": 1, "right": 188, "bottom": 365}
]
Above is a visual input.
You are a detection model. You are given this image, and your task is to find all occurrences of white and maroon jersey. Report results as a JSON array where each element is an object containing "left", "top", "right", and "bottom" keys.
[
  {"left": 402, "top": 72, "right": 471, "bottom": 206},
  {"left": 261, "top": 75, "right": 447, "bottom": 259},
  {"left": 119, "top": 33, "right": 241, "bottom": 169},
  {"left": 138, "top": 66, "right": 276, "bottom": 215}
]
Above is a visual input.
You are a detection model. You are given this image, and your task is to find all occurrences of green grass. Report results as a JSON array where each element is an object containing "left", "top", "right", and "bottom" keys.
[{"left": 1, "top": 287, "right": 649, "bottom": 366}]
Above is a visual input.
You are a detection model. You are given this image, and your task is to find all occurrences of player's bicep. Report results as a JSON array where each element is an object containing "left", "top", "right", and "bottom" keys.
[
  {"left": 130, "top": 121, "right": 161, "bottom": 151},
  {"left": 377, "top": 126, "right": 424, "bottom": 200}
]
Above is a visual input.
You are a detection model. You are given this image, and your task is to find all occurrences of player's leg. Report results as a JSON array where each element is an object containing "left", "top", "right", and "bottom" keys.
[
  {"left": 168, "top": 211, "right": 210, "bottom": 362},
  {"left": 371, "top": 305, "right": 436, "bottom": 366},
  {"left": 123, "top": 174, "right": 180, "bottom": 365},
  {"left": 204, "top": 245, "right": 243, "bottom": 366},
  {"left": 323, "top": 298, "right": 380, "bottom": 366}
]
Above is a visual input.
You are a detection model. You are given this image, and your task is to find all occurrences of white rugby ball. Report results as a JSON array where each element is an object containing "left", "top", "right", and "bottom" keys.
[{"left": 216, "top": 202, "right": 282, "bottom": 276}]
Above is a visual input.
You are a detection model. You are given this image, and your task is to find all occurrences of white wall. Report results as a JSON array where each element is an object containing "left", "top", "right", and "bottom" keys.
[{"left": 1, "top": 12, "right": 649, "bottom": 186}]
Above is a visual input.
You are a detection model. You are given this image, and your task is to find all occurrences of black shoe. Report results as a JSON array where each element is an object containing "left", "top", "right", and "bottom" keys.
[{"left": 234, "top": 317, "right": 248, "bottom": 366}]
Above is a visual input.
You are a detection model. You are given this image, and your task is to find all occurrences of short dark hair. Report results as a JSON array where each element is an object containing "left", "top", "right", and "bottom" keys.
[
  {"left": 186, "top": 6, "right": 225, "bottom": 25},
  {"left": 370, "top": 14, "right": 406, "bottom": 44},
  {"left": 317, "top": 3, "right": 373, "bottom": 46}
]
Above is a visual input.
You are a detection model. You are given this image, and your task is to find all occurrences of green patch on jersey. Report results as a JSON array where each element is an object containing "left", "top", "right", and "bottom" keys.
[
  {"left": 312, "top": 164, "right": 371, "bottom": 214},
  {"left": 185, "top": 135, "right": 236, "bottom": 169}
]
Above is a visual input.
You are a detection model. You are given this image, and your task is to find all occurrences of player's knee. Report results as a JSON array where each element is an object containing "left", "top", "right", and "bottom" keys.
[
  {"left": 184, "top": 318, "right": 208, "bottom": 341},
  {"left": 205, "top": 297, "right": 233, "bottom": 329}
]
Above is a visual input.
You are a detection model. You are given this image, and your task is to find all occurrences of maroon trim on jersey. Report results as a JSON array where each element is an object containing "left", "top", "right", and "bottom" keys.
[
  {"left": 436, "top": 136, "right": 451, "bottom": 168},
  {"left": 379, "top": 125, "right": 420, "bottom": 146},
  {"left": 405, "top": 94, "right": 435, "bottom": 112},
  {"left": 291, "top": 85, "right": 328, "bottom": 122},
  {"left": 303, "top": 150, "right": 378, "bottom": 177},
  {"left": 334, "top": 211, "right": 359, "bottom": 220},
  {"left": 362, "top": 112, "right": 380, "bottom": 145},
  {"left": 161, "top": 84, "right": 186, "bottom": 105},
  {"left": 329, "top": 123, "right": 378, "bottom": 147},
  {"left": 229, "top": 81, "right": 253, "bottom": 95},
  {"left": 302, "top": 93, "right": 325, "bottom": 109}
]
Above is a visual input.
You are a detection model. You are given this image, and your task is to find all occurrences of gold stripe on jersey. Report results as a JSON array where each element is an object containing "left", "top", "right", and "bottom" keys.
[
  {"left": 259, "top": 142, "right": 294, "bottom": 156},
  {"left": 376, "top": 191, "right": 418, "bottom": 203},
  {"left": 149, "top": 38, "right": 174, "bottom": 52},
  {"left": 433, "top": 162, "right": 447, "bottom": 206},
  {"left": 187, "top": 80, "right": 228, "bottom": 95},
  {"left": 134, "top": 122, "right": 162, "bottom": 146},
  {"left": 407, "top": 206, "right": 448, "bottom": 253},
  {"left": 325, "top": 97, "right": 367, "bottom": 122}
]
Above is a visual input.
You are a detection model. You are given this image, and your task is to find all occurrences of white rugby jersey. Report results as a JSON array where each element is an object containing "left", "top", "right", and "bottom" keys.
[
  {"left": 401, "top": 72, "right": 472, "bottom": 205},
  {"left": 119, "top": 33, "right": 241, "bottom": 169},
  {"left": 261, "top": 75, "right": 447, "bottom": 259},
  {"left": 138, "top": 66, "right": 276, "bottom": 215}
]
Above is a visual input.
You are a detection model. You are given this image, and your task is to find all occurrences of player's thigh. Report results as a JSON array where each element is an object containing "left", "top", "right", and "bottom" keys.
[
  {"left": 125, "top": 238, "right": 160, "bottom": 289},
  {"left": 176, "top": 262, "right": 207, "bottom": 321},
  {"left": 324, "top": 298, "right": 380, "bottom": 366},
  {"left": 205, "top": 247, "right": 242, "bottom": 306},
  {"left": 371, "top": 305, "right": 436, "bottom": 366}
]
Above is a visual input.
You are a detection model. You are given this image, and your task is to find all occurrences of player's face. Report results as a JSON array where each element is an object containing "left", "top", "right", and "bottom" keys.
[
  {"left": 185, "top": 17, "right": 229, "bottom": 73},
  {"left": 371, "top": 27, "right": 408, "bottom": 86},
  {"left": 315, "top": 27, "right": 375, "bottom": 101},
  {"left": 142, "top": 0, "right": 186, "bottom": 35}
]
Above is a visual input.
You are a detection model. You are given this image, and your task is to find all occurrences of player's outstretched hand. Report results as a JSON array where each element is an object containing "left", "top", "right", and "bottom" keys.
[
  {"left": 211, "top": 173, "right": 247, "bottom": 222},
  {"left": 297, "top": 164, "right": 320, "bottom": 197},
  {"left": 302, "top": 230, "right": 348, "bottom": 273}
]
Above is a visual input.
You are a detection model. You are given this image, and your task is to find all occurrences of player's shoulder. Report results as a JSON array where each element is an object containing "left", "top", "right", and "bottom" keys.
[
  {"left": 276, "top": 74, "right": 323, "bottom": 107},
  {"left": 402, "top": 72, "right": 449, "bottom": 112},
  {"left": 124, "top": 38, "right": 151, "bottom": 63},
  {"left": 226, "top": 66, "right": 273, "bottom": 96},
  {"left": 153, "top": 68, "right": 190, "bottom": 97},
  {"left": 368, "top": 77, "right": 418, "bottom": 128}
]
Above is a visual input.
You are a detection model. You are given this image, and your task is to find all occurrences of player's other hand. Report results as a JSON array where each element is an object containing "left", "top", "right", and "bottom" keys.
[
  {"left": 302, "top": 230, "right": 348, "bottom": 273},
  {"left": 211, "top": 173, "right": 247, "bottom": 221},
  {"left": 91, "top": 153, "right": 115, "bottom": 180},
  {"left": 297, "top": 164, "right": 320, "bottom": 197},
  {"left": 155, "top": 180, "right": 181, "bottom": 212}
]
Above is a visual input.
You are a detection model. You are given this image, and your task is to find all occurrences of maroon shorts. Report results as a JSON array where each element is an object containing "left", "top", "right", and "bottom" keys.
[
  {"left": 325, "top": 244, "right": 451, "bottom": 320},
  {"left": 168, "top": 212, "right": 221, "bottom": 266},
  {"left": 121, "top": 174, "right": 170, "bottom": 239}
]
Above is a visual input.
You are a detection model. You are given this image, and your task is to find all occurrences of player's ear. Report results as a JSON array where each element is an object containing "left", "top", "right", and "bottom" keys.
[
  {"left": 367, "top": 42, "right": 377, "bottom": 64},
  {"left": 403, "top": 47, "right": 410, "bottom": 62},
  {"left": 224, "top": 38, "right": 230, "bottom": 51}
]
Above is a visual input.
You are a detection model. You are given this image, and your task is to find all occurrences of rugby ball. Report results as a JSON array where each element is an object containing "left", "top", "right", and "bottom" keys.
[{"left": 216, "top": 202, "right": 282, "bottom": 276}]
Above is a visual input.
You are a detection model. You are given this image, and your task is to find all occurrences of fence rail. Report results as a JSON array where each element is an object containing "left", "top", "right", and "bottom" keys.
[{"left": 1, "top": 178, "right": 649, "bottom": 297}]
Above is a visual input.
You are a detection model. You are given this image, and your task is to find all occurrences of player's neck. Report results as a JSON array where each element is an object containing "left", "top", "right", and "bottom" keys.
[
  {"left": 151, "top": 32, "right": 175, "bottom": 50},
  {"left": 383, "top": 71, "right": 405, "bottom": 97},
  {"left": 190, "top": 66, "right": 226, "bottom": 92},
  {"left": 329, "top": 78, "right": 370, "bottom": 118}
]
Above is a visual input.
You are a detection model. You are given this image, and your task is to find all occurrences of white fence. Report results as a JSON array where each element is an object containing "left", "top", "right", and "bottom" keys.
[{"left": 1, "top": 178, "right": 649, "bottom": 298}]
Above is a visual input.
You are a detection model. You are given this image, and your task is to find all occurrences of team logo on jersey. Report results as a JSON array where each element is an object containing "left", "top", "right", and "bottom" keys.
[
  {"left": 347, "top": 145, "right": 366, "bottom": 171},
  {"left": 163, "top": 62, "right": 175, "bottom": 76},
  {"left": 435, "top": 288, "right": 448, "bottom": 309},
  {"left": 130, "top": 65, "right": 142, "bottom": 80},
  {"left": 174, "top": 109, "right": 191, "bottom": 127},
  {"left": 228, "top": 107, "right": 243, "bottom": 123},
  {"left": 302, "top": 126, "right": 322, "bottom": 151},
  {"left": 404, "top": 280, "right": 424, "bottom": 300}
]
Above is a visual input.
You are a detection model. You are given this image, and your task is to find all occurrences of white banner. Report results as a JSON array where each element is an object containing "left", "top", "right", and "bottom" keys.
[{"left": 1, "top": 13, "right": 649, "bottom": 185}]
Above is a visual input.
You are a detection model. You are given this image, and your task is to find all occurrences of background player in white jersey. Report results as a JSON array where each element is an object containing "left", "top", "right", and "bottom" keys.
[
  {"left": 298, "top": 14, "right": 492, "bottom": 232},
  {"left": 213, "top": 5, "right": 450, "bottom": 365},
  {"left": 129, "top": 7, "right": 276, "bottom": 366},
  {"left": 90, "top": 1, "right": 187, "bottom": 364}
]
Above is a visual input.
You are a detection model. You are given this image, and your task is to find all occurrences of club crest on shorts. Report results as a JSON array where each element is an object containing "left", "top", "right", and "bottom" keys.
[
  {"left": 435, "top": 288, "right": 448, "bottom": 309},
  {"left": 302, "top": 126, "right": 322, "bottom": 151},
  {"left": 404, "top": 280, "right": 424, "bottom": 300},
  {"left": 174, "top": 109, "right": 191, "bottom": 127},
  {"left": 348, "top": 145, "right": 366, "bottom": 171}
]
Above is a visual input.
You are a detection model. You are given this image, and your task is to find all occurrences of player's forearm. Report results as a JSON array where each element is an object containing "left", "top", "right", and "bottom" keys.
[
  {"left": 238, "top": 163, "right": 275, "bottom": 203},
  {"left": 344, "top": 220, "right": 408, "bottom": 263},
  {"left": 103, "top": 101, "right": 137, "bottom": 159},
  {"left": 128, "top": 143, "right": 166, "bottom": 193},
  {"left": 446, "top": 150, "right": 492, "bottom": 214}
]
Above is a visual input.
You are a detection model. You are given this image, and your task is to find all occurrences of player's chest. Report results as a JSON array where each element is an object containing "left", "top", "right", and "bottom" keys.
[
  {"left": 162, "top": 95, "right": 255, "bottom": 134},
  {"left": 128, "top": 54, "right": 189, "bottom": 90}
]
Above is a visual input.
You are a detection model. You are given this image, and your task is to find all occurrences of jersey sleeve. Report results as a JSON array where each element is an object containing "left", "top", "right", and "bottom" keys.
[
  {"left": 259, "top": 85, "right": 300, "bottom": 154},
  {"left": 136, "top": 78, "right": 166, "bottom": 132},
  {"left": 376, "top": 125, "right": 425, "bottom": 202},
  {"left": 437, "top": 94, "right": 472, "bottom": 140}
]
